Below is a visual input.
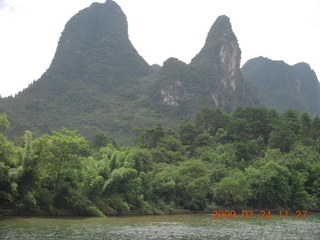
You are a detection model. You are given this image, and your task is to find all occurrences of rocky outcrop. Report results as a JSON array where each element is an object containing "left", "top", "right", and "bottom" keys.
[
  {"left": 0, "top": 4, "right": 259, "bottom": 142},
  {"left": 158, "top": 15, "right": 258, "bottom": 111},
  {"left": 191, "top": 15, "right": 242, "bottom": 92},
  {"left": 293, "top": 63, "right": 320, "bottom": 116},
  {"left": 158, "top": 58, "right": 192, "bottom": 106}
]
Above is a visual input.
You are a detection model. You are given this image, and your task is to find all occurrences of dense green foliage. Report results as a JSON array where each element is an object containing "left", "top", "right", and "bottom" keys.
[
  {"left": 0, "top": 1, "right": 319, "bottom": 216},
  {"left": 1, "top": 106, "right": 319, "bottom": 216},
  {"left": 242, "top": 57, "right": 320, "bottom": 116}
]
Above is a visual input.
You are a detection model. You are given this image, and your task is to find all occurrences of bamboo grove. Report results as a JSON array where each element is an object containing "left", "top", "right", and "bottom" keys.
[{"left": 0, "top": 107, "right": 320, "bottom": 216}]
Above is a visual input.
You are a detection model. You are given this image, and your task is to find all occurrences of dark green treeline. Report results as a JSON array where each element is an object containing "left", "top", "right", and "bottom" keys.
[{"left": 0, "top": 107, "right": 320, "bottom": 216}]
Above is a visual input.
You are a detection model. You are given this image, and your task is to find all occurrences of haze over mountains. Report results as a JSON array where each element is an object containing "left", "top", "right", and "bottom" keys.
[
  {"left": 242, "top": 57, "right": 320, "bottom": 116},
  {"left": 0, "top": 0, "right": 319, "bottom": 142}
]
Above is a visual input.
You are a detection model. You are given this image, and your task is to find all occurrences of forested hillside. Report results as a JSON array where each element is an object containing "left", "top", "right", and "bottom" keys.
[
  {"left": 242, "top": 57, "right": 320, "bottom": 116},
  {"left": 0, "top": 1, "right": 258, "bottom": 143},
  {"left": 1, "top": 0, "right": 319, "bottom": 216},
  {"left": 1, "top": 106, "right": 319, "bottom": 216}
]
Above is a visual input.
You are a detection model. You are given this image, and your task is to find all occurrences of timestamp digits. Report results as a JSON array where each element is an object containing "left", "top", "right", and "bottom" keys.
[{"left": 212, "top": 210, "right": 308, "bottom": 220}]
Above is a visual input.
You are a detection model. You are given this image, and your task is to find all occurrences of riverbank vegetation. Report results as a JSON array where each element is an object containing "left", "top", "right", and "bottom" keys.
[{"left": 0, "top": 107, "right": 319, "bottom": 216}]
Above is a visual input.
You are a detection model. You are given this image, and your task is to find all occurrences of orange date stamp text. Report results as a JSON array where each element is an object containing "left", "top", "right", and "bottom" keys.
[{"left": 212, "top": 210, "right": 307, "bottom": 220}]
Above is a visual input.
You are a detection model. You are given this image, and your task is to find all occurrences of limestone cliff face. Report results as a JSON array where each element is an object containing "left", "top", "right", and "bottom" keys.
[
  {"left": 191, "top": 15, "right": 242, "bottom": 92},
  {"left": 158, "top": 58, "right": 193, "bottom": 106},
  {"left": 158, "top": 15, "right": 258, "bottom": 112},
  {"left": 0, "top": 6, "right": 258, "bottom": 142},
  {"left": 292, "top": 62, "right": 320, "bottom": 116}
]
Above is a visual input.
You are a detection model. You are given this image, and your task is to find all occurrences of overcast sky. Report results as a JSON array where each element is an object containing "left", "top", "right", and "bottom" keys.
[{"left": 0, "top": 0, "right": 319, "bottom": 97}]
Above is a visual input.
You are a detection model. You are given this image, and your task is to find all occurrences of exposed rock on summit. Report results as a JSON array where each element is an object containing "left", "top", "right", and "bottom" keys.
[
  {"left": 191, "top": 15, "right": 242, "bottom": 92},
  {"left": 157, "top": 15, "right": 258, "bottom": 112},
  {"left": 0, "top": 4, "right": 259, "bottom": 142},
  {"left": 159, "top": 58, "right": 191, "bottom": 106}
]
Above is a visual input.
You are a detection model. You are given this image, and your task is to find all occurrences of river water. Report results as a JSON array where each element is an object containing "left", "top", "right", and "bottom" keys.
[{"left": 1, "top": 213, "right": 320, "bottom": 239}]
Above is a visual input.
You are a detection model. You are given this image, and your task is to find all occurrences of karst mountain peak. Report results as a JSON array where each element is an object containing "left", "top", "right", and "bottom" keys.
[
  {"left": 47, "top": 0, "right": 150, "bottom": 84},
  {"left": 0, "top": 3, "right": 259, "bottom": 141},
  {"left": 191, "top": 14, "right": 242, "bottom": 92},
  {"left": 1, "top": 1, "right": 318, "bottom": 142}
]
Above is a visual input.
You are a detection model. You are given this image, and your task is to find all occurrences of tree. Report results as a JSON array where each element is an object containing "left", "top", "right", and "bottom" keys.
[
  {"left": 193, "top": 132, "right": 214, "bottom": 148},
  {"left": 195, "top": 108, "right": 230, "bottom": 134},
  {"left": 0, "top": 113, "right": 9, "bottom": 135},
  {"left": 246, "top": 160, "right": 291, "bottom": 208},
  {"left": 92, "top": 133, "right": 108, "bottom": 149},
  {"left": 35, "top": 129, "right": 90, "bottom": 209},
  {"left": 179, "top": 121, "right": 202, "bottom": 152},
  {"left": 202, "top": 143, "right": 239, "bottom": 168},
  {"left": 234, "top": 140, "right": 260, "bottom": 163},
  {"left": 88, "top": 144, "right": 149, "bottom": 213},
  {"left": 226, "top": 117, "right": 251, "bottom": 142},
  {"left": 157, "top": 135, "right": 185, "bottom": 153},
  {"left": 174, "top": 160, "right": 212, "bottom": 210},
  {"left": 233, "top": 107, "right": 278, "bottom": 142},
  {"left": 289, "top": 171, "right": 316, "bottom": 209},
  {"left": 268, "top": 120, "right": 296, "bottom": 152},
  {"left": 307, "top": 162, "right": 320, "bottom": 208},
  {"left": 282, "top": 109, "right": 300, "bottom": 135},
  {"left": 136, "top": 124, "right": 170, "bottom": 149},
  {"left": 132, "top": 148, "right": 153, "bottom": 172},
  {"left": 214, "top": 171, "right": 251, "bottom": 207},
  {"left": 0, "top": 120, "right": 15, "bottom": 207},
  {"left": 299, "top": 112, "right": 311, "bottom": 140},
  {"left": 311, "top": 117, "right": 320, "bottom": 140},
  {"left": 150, "top": 147, "right": 185, "bottom": 164}
]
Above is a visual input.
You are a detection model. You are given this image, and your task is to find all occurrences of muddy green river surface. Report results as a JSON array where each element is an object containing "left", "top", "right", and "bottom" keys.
[{"left": 1, "top": 213, "right": 320, "bottom": 239}]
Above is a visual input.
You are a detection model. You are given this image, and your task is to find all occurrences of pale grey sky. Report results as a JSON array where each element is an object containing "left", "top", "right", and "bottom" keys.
[{"left": 0, "top": 0, "right": 319, "bottom": 97}]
